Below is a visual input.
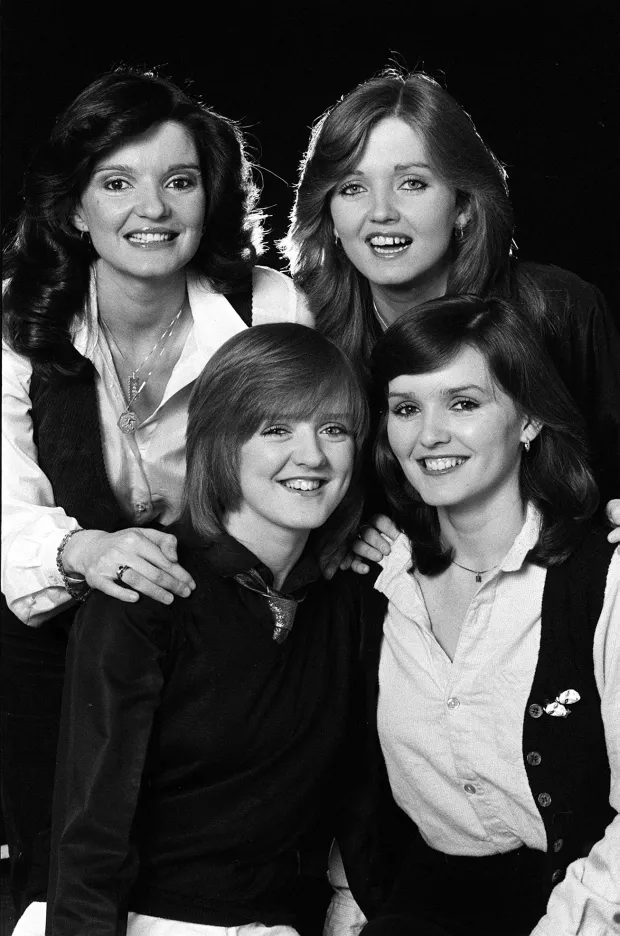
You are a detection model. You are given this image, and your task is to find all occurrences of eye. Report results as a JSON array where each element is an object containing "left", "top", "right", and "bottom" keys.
[
  {"left": 102, "top": 177, "right": 131, "bottom": 192},
  {"left": 260, "top": 424, "right": 289, "bottom": 437},
  {"left": 166, "top": 174, "right": 201, "bottom": 191},
  {"left": 452, "top": 398, "right": 479, "bottom": 412},
  {"left": 391, "top": 402, "right": 419, "bottom": 418},
  {"left": 321, "top": 423, "right": 350, "bottom": 438},
  {"left": 337, "top": 181, "right": 365, "bottom": 197},
  {"left": 399, "top": 177, "right": 427, "bottom": 192}
]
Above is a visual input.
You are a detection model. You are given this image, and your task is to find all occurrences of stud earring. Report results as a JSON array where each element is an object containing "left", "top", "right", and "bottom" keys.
[
  {"left": 524, "top": 440, "right": 531, "bottom": 452},
  {"left": 333, "top": 229, "right": 340, "bottom": 246},
  {"left": 454, "top": 225, "right": 464, "bottom": 240}
]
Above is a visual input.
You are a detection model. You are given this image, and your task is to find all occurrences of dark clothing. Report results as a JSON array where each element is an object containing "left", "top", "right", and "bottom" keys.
[
  {"left": 46, "top": 535, "right": 363, "bottom": 933},
  {"left": 507, "top": 262, "right": 620, "bottom": 508},
  {"left": 340, "top": 528, "right": 617, "bottom": 932}
]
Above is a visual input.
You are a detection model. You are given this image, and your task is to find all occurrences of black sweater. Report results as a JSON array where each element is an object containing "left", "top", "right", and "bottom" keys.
[{"left": 46, "top": 535, "right": 363, "bottom": 933}]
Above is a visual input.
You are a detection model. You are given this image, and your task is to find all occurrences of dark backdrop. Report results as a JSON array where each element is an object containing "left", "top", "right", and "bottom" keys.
[{"left": 3, "top": 0, "right": 619, "bottom": 314}]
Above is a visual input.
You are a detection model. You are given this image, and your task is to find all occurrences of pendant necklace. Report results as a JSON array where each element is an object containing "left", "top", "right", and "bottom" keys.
[
  {"left": 450, "top": 559, "right": 499, "bottom": 583},
  {"left": 372, "top": 300, "right": 391, "bottom": 331},
  {"left": 100, "top": 303, "right": 185, "bottom": 434}
]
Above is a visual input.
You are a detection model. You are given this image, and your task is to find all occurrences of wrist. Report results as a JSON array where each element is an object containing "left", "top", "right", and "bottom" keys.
[{"left": 56, "top": 529, "right": 92, "bottom": 601}]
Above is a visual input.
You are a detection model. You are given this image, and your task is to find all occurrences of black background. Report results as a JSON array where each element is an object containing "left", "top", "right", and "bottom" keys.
[{"left": 3, "top": 1, "right": 619, "bottom": 315}]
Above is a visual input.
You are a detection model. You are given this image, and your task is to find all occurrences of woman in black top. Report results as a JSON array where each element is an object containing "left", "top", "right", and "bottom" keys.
[{"left": 15, "top": 324, "right": 369, "bottom": 936}]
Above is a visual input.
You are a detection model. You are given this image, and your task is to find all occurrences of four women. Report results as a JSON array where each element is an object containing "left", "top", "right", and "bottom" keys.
[{"left": 2, "top": 64, "right": 619, "bottom": 935}]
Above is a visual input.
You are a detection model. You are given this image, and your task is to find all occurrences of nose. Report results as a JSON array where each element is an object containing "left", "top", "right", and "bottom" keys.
[
  {"left": 135, "top": 182, "right": 170, "bottom": 220},
  {"left": 292, "top": 428, "right": 327, "bottom": 468},
  {"left": 418, "top": 409, "right": 451, "bottom": 448},
  {"left": 369, "top": 186, "right": 399, "bottom": 223}
]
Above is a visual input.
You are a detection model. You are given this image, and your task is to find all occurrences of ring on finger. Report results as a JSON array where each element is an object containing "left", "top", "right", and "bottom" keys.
[{"left": 115, "top": 563, "right": 131, "bottom": 584}]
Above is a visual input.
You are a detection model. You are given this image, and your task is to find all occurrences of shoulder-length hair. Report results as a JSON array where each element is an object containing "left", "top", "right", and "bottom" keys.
[
  {"left": 3, "top": 67, "right": 263, "bottom": 377},
  {"left": 281, "top": 68, "right": 514, "bottom": 373},
  {"left": 372, "top": 295, "right": 598, "bottom": 570},
  {"left": 180, "top": 323, "right": 369, "bottom": 562}
]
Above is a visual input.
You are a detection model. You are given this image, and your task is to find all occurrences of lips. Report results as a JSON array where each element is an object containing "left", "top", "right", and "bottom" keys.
[
  {"left": 125, "top": 230, "right": 179, "bottom": 245},
  {"left": 419, "top": 456, "right": 468, "bottom": 473},
  {"left": 280, "top": 478, "right": 325, "bottom": 492},
  {"left": 367, "top": 234, "right": 412, "bottom": 255}
]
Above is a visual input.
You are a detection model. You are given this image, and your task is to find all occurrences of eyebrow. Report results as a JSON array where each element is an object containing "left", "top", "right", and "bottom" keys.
[
  {"left": 348, "top": 161, "right": 431, "bottom": 177},
  {"left": 92, "top": 162, "right": 201, "bottom": 175},
  {"left": 388, "top": 384, "right": 487, "bottom": 398}
]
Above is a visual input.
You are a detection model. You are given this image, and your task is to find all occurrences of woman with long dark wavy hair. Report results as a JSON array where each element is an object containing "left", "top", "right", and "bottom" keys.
[
  {"left": 1, "top": 67, "right": 310, "bottom": 915},
  {"left": 331, "top": 296, "right": 619, "bottom": 936}
]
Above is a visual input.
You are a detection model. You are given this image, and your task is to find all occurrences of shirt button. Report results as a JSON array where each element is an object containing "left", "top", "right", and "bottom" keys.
[
  {"left": 538, "top": 792, "right": 552, "bottom": 808},
  {"left": 551, "top": 869, "right": 564, "bottom": 883},
  {"left": 526, "top": 751, "right": 542, "bottom": 766},
  {"left": 463, "top": 783, "right": 476, "bottom": 794},
  {"left": 447, "top": 697, "right": 460, "bottom": 710},
  {"left": 553, "top": 839, "right": 564, "bottom": 853},
  {"left": 529, "top": 704, "right": 543, "bottom": 718}
]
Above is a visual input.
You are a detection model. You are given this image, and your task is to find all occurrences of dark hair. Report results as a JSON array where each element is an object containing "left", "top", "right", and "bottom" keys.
[
  {"left": 3, "top": 67, "right": 263, "bottom": 377},
  {"left": 372, "top": 295, "right": 598, "bottom": 570},
  {"left": 181, "top": 323, "right": 369, "bottom": 561},
  {"left": 281, "top": 68, "right": 514, "bottom": 372}
]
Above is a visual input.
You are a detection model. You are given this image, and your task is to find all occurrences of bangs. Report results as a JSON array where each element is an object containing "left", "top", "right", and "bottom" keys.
[{"left": 254, "top": 369, "right": 368, "bottom": 443}]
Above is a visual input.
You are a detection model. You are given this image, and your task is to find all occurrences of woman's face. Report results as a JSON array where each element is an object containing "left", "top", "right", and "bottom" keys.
[
  {"left": 330, "top": 116, "right": 466, "bottom": 298},
  {"left": 386, "top": 346, "right": 535, "bottom": 514},
  {"left": 227, "top": 405, "right": 355, "bottom": 543},
  {"left": 73, "top": 120, "right": 205, "bottom": 285}
]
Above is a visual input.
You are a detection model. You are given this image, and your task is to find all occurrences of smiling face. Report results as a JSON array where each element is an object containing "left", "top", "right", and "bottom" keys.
[
  {"left": 386, "top": 346, "right": 537, "bottom": 515},
  {"left": 330, "top": 116, "right": 467, "bottom": 302},
  {"left": 73, "top": 120, "right": 205, "bottom": 285},
  {"left": 225, "top": 408, "right": 355, "bottom": 547}
]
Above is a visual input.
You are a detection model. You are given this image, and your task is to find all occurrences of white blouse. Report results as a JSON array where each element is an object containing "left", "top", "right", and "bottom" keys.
[{"left": 1, "top": 265, "right": 312, "bottom": 626}]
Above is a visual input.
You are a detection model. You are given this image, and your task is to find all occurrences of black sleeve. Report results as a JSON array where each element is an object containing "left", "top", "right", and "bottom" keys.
[
  {"left": 520, "top": 265, "right": 620, "bottom": 509},
  {"left": 46, "top": 593, "right": 172, "bottom": 936}
]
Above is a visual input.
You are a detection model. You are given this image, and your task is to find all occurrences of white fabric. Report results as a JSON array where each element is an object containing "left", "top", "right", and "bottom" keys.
[
  {"left": 12, "top": 902, "right": 301, "bottom": 936},
  {"left": 1, "top": 265, "right": 312, "bottom": 626}
]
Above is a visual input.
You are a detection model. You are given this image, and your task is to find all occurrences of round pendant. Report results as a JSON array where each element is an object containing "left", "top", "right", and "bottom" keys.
[{"left": 118, "top": 410, "right": 137, "bottom": 434}]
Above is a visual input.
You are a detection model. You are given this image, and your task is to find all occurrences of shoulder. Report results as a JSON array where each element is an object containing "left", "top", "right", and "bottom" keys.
[
  {"left": 2, "top": 338, "right": 33, "bottom": 396},
  {"left": 514, "top": 261, "right": 609, "bottom": 311},
  {"left": 71, "top": 590, "right": 176, "bottom": 664},
  {"left": 251, "top": 265, "right": 314, "bottom": 326}
]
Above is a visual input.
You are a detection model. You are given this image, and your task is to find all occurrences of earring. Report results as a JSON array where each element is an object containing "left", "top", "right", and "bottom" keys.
[
  {"left": 454, "top": 225, "right": 464, "bottom": 240},
  {"left": 524, "top": 440, "right": 531, "bottom": 452},
  {"left": 333, "top": 229, "right": 340, "bottom": 246},
  {"left": 79, "top": 230, "right": 92, "bottom": 244}
]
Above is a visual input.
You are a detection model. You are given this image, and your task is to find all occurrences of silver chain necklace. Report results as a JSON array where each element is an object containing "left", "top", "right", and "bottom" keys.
[
  {"left": 450, "top": 559, "right": 499, "bottom": 583},
  {"left": 100, "top": 303, "right": 185, "bottom": 434}
]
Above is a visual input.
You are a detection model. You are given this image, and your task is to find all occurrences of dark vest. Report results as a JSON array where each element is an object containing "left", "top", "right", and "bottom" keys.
[{"left": 341, "top": 530, "right": 617, "bottom": 917}]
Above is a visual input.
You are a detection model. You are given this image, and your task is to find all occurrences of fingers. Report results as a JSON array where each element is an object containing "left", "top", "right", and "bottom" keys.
[
  {"left": 349, "top": 556, "right": 370, "bottom": 575},
  {"left": 353, "top": 530, "right": 390, "bottom": 563},
  {"left": 607, "top": 528, "right": 620, "bottom": 545},
  {"left": 369, "top": 514, "right": 400, "bottom": 541}
]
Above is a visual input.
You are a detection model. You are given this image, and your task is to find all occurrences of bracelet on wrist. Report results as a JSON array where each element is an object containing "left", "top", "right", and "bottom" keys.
[{"left": 56, "top": 529, "right": 92, "bottom": 602}]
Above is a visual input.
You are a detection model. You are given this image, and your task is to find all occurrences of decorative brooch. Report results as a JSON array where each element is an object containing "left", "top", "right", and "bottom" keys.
[{"left": 543, "top": 689, "right": 581, "bottom": 717}]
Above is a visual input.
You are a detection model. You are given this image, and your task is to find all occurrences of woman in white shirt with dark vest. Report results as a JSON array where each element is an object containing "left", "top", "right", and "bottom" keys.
[
  {"left": 331, "top": 296, "right": 619, "bottom": 936},
  {"left": 1, "top": 67, "right": 310, "bottom": 916}
]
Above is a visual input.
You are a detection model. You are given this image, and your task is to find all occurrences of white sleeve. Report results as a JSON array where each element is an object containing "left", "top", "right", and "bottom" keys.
[
  {"left": 323, "top": 840, "right": 368, "bottom": 936},
  {"left": 530, "top": 548, "right": 620, "bottom": 936},
  {"left": 251, "top": 265, "right": 314, "bottom": 326},
  {"left": 1, "top": 342, "right": 79, "bottom": 626}
]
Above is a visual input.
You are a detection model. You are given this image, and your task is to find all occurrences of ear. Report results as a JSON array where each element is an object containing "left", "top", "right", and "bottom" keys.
[
  {"left": 520, "top": 417, "right": 543, "bottom": 445},
  {"left": 72, "top": 207, "right": 89, "bottom": 234}
]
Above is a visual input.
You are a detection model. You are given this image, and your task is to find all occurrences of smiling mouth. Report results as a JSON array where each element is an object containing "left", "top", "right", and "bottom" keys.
[
  {"left": 280, "top": 479, "right": 326, "bottom": 492},
  {"left": 419, "top": 457, "right": 468, "bottom": 474},
  {"left": 125, "top": 231, "right": 179, "bottom": 245},
  {"left": 368, "top": 235, "right": 412, "bottom": 255}
]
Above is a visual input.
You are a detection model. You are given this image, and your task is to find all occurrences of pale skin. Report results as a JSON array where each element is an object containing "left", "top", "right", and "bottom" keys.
[{"left": 62, "top": 120, "right": 207, "bottom": 604}]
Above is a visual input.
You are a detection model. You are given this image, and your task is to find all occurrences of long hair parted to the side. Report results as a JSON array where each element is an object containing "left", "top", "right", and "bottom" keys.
[
  {"left": 181, "top": 324, "right": 369, "bottom": 561},
  {"left": 372, "top": 296, "right": 599, "bottom": 571},
  {"left": 3, "top": 67, "right": 263, "bottom": 377},
  {"left": 281, "top": 68, "right": 514, "bottom": 372}
]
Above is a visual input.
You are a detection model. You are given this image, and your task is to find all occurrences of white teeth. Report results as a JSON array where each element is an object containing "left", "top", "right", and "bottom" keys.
[
  {"left": 369, "top": 235, "right": 410, "bottom": 247},
  {"left": 282, "top": 479, "right": 322, "bottom": 491},
  {"left": 127, "top": 232, "right": 174, "bottom": 243},
  {"left": 423, "top": 457, "right": 466, "bottom": 471}
]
